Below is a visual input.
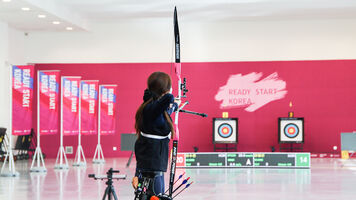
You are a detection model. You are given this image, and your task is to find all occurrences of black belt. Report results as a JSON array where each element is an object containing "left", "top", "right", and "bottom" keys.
[{"left": 139, "top": 171, "right": 163, "bottom": 177}]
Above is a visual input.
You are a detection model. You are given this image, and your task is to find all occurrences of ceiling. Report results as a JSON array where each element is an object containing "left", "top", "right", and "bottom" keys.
[{"left": 1, "top": 0, "right": 356, "bottom": 31}]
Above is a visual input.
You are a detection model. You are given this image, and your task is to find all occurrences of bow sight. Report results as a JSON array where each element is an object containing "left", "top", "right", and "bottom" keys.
[
  {"left": 181, "top": 78, "right": 188, "bottom": 98},
  {"left": 177, "top": 77, "right": 207, "bottom": 118}
]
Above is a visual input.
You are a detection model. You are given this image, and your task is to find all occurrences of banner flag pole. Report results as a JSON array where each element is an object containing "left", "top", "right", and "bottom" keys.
[
  {"left": 54, "top": 76, "right": 69, "bottom": 169},
  {"left": 73, "top": 81, "right": 86, "bottom": 167},
  {"left": 93, "top": 85, "right": 105, "bottom": 164},
  {"left": 30, "top": 70, "right": 47, "bottom": 173},
  {"left": 1, "top": 63, "right": 19, "bottom": 177}
]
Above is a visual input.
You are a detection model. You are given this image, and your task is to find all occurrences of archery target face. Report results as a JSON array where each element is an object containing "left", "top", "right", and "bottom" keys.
[
  {"left": 214, "top": 118, "right": 237, "bottom": 143},
  {"left": 279, "top": 118, "right": 303, "bottom": 143}
]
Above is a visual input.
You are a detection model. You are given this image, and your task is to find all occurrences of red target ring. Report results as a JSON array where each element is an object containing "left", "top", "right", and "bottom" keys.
[
  {"left": 284, "top": 123, "right": 299, "bottom": 138},
  {"left": 218, "top": 123, "right": 233, "bottom": 138}
]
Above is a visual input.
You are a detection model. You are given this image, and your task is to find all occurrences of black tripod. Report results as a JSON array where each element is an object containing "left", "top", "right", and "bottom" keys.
[
  {"left": 89, "top": 168, "right": 126, "bottom": 200},
  {"left": 103, "top": 176, "right": 118, "bottom": 200}
]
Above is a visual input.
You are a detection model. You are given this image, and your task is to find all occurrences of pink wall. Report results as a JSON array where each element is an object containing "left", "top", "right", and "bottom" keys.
[{"left": 34, "top": 60, "right": 356, "bottom": 158}]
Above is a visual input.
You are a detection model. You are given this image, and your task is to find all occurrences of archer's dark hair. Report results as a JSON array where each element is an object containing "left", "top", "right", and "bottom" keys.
[{"left": 135, "top": 72, "right": 175, "bottom": 138}]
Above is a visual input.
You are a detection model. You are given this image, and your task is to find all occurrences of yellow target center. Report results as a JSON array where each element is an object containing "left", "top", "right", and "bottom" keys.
[
  {"left": 288, "top": 128, "right": 295, "bottom": 134},
  {"left": 222, "top": 128, "right": 228, "bottom": 134}
]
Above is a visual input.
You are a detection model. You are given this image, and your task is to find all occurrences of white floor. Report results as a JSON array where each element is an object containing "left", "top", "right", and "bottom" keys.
[{"left": 0, "top": 158, "right": 356, "bottom": 200}]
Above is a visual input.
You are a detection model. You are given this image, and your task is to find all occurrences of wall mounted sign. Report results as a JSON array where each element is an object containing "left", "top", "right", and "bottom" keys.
[{"left": 215, "top": 72, "right": 287, "bottom": 112}]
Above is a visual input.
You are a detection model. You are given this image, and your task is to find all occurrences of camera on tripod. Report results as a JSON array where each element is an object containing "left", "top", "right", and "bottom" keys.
[{"left": 88, "top": 168, "right": 126, "bottom": 200}]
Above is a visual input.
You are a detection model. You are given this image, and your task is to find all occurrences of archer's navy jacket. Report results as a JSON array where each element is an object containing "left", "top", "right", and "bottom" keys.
[{"left": 135, "top": 91, "right": 177, "bottom": 173}]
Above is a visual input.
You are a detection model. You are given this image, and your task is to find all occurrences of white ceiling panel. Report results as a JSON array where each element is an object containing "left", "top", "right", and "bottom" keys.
[
  {"left": 0, "top": 0, "right": 86, "bottom": 31},
  {"left": 1, "top": 0, "right": 356, "bottom": 31}
]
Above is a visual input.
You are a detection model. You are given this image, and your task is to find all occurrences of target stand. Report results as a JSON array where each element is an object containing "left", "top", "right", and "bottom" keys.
[
  {"left": 213, "top": 118, "right": 238, "bottom": 152},
  {"left": 278, "top": 118, "right": 304, "bottom": 152}
]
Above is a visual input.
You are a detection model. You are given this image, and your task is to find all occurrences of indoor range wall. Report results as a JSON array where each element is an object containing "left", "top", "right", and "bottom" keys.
[{"left": 35, "top": 61, "right": 356, "bottom": 158}]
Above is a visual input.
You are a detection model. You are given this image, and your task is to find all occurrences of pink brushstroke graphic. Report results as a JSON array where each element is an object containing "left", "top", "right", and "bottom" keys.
[{"left": 215, "top": 72, "right": 287, "bottom": 112}]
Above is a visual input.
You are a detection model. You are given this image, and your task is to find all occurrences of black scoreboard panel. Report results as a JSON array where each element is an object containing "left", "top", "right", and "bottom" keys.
[
  {"left": 177, "top": 152, "right": 310, "bottom": 168},
  {"left": 253, "top": 153, "right": 295, "bottom": 167},
  {"left": 185, "top": 153, "right": 225, "bottom": 167},
  {"left": 226, "top": 153, "right": 253, "bottom": 167}
]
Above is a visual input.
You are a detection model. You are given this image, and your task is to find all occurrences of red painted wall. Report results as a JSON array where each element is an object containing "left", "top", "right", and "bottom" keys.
[{"left": 34, "top": 60, "right": 356, "bottom": 158}]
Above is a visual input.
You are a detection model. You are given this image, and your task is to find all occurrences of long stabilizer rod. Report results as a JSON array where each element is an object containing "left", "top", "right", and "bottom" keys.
[{"left": 179, "top": 109, "right": 207, "bottom": 117}]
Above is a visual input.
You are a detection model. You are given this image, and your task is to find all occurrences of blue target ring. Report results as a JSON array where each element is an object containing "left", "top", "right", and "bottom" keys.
[
  {"left": 218, "top": 123, "right": 233, "bottom": 138},
  {"left": 284, "top": 123, "right": 299, "bottom": 138}
]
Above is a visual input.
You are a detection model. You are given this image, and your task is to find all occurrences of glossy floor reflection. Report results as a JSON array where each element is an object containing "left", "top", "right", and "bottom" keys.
[{"left": 0, "top": 158, "right": 356, "bottom": 200}]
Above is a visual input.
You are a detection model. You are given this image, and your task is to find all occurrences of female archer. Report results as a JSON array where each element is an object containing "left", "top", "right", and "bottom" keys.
[{"left": 132, "top": 71, "right": 179, "bottom": 195}]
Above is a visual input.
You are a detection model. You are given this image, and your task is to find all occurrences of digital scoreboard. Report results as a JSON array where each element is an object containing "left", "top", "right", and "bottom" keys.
[{"left": 176, "top": 152, "right": 310, "bottom": 168}]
